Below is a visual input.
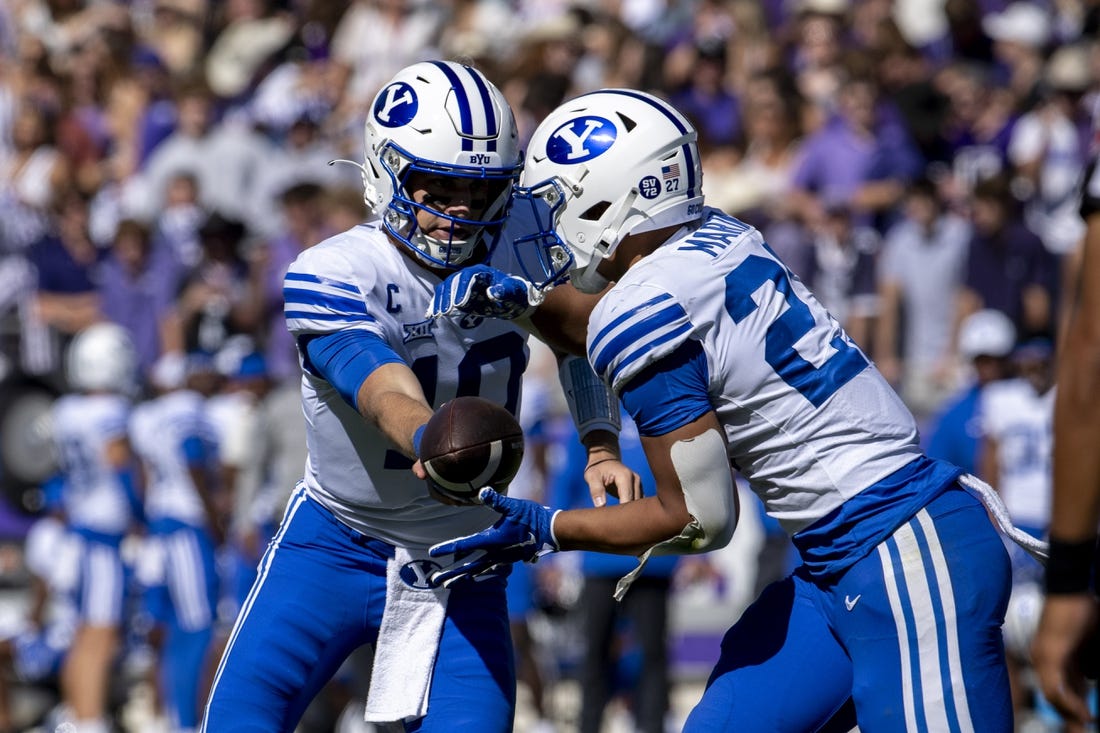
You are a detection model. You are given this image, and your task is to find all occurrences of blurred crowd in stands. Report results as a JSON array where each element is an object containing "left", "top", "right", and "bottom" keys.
[{"left": 0, "top": 0, "right": 1097, "bottom": 731}]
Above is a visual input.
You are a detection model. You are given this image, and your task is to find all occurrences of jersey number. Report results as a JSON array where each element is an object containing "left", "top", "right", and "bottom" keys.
[
  {"left": 58, "top": 436, "right": 94, "bottom": 489},
  {"left": 384, "top": 332, "right": 526, "bottom": 469},
  {"left": 724, "top": 255, "right": 867, "bottom": 407}
]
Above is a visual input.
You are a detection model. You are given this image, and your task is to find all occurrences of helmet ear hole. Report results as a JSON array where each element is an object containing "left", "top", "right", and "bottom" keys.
[
  {"left": 615, "top": 112, "right": 637, "bottom": 132},
  {"left": 579, "top": 201, "right": 611, "bottom": 221}
]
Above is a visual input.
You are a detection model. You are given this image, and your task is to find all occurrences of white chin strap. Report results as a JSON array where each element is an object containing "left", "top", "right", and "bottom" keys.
[{"left": 571, "top": 258, "right": 610, "bottom": 294}]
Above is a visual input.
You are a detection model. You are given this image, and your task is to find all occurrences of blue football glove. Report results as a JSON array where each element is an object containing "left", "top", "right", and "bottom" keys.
[
  {"left": 426, "top": 265, "right": 545, "bottom": 320},
  {"left": 428, "top": 487, "right": 560, "bottom": 587}
]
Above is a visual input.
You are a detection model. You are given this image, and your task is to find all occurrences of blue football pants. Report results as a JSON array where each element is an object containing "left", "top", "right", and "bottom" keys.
[
  {"left": 201, "top": 487, "right": 515, "bottom": 732},
  {"left": 144, "top": 523, "right": 219, "bottom": 730},
  {"left": 686, "top": 487, "right": 1013, "bottom": 732}
]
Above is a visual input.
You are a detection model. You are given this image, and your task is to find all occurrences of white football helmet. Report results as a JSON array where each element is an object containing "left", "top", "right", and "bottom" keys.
[
  {"left": 958, "top": 308, "right": 1017, "bottom": 359},
  {"left": 360, "top": 61, "right": 522, "bottom": 269},
  {"left": 512, "top": 89, "right": 705, "bottom": 293},
  {"left": 66, "top": 322, "right": 137, "bottom": 394}
]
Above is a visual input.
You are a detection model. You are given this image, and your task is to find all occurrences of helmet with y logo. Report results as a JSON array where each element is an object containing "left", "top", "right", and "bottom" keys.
[
  {"left": 360, "top": 61, "right": 522, "bottom": 269},
  {"left": 511, "top": 89, "right": 705, "bottom": 293}
]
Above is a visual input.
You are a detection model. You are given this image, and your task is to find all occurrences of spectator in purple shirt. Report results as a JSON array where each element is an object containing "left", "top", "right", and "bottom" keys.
[
  {"left": 28, "top": 187, "right": 103, "bottom": 373},
  {"left": 667, "top": 39, "right": 740, "bottom": 149},
  {"left": 788, "top": 70, "right": 924, "bottom": 233},
  {"left": 955, "top": 173, "right": 1059, "bottom": 349},
  {"left": 98, "top": 218, "right": 181, "bottom": 383},
  {"left": 934, "top": 62, "right": 1018, "bottom": 208}
]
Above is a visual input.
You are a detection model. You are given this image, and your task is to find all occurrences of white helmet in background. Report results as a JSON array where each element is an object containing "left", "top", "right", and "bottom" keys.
[
  {"left": 360, "top": 61, "right": 522, "bottom": 269},
  {"left": 511, "top": 89, "right": 705, "bottom": 293},
  {"left": 67, "top": 323, "right": 137, "bottom": 394},
  {"left": 958, "top": 309, "right": 1017, "bottom": 359}
]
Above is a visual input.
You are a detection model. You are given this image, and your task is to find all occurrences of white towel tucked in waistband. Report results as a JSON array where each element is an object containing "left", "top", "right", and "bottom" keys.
[
  {"left": 959, "top": 473, "right": 1050, "bottom": 564},
  {"left": 365, "top": 546, "right": 451, "bottom": 723}
]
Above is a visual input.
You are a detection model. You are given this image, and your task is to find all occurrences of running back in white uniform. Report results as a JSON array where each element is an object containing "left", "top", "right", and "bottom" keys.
[
  {"left": 432, "top": 86, "right": 1016, "bottom": 731},
  {"left": 583, "top": 210, "right": 1012, "bottom": 732},
  {"left": 590, "top": 209, "right": 923, "bottom": 535}
]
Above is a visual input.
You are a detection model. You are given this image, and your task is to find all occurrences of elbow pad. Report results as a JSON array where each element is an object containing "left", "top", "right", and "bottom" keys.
[{"left": 559, "top": 355, "right": 621, "bottom": 439}]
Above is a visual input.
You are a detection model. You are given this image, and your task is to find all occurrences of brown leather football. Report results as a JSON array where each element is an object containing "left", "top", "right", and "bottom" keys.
[{"left": 419, "top": 396, "right": 524, "bottom": 501}]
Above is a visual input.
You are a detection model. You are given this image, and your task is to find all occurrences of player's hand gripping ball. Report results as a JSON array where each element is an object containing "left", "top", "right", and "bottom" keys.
[{"left": 418, "top": 396, "right": 524, "bottom": 504}]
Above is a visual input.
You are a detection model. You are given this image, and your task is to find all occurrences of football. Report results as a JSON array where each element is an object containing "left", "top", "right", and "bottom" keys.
[{"left": 419, "top": 396, "right": 525, "bottom": 502}]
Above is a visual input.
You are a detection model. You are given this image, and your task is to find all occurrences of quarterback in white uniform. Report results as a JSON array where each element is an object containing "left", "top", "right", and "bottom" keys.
[
  {"left": 430, "top": 90, "right": 1019, "bottom": 731},
  {"left": 202, "top": 62, "right": 632, "bottom": 732}
]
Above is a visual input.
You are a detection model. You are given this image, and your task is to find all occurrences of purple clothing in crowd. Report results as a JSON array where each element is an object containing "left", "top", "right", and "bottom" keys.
[
  {"left": 262, "top": 234, "right": 308, "bottom": 382},
  {"left": 97, "top": 247, "right": 183, "bottom": 377},
  {"left": 669, "top": 87, "right": 740, "bottom": 147},
  {"left": 30, "top": 235, "right": 102, "bottom": 294},
  {"left": 964, "top": 219, "right": 1058, "bottom": 333},
  {"left": 943, "top": 116, "right": 1017, "bottom": 174},
  {"left": 792, "top": 113, "right": 923, "bottom": 206}
]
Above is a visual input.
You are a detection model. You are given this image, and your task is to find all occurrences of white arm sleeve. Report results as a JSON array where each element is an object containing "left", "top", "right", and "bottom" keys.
[{"left": 614, "top": 428, "right": 738, "bottom": 600}]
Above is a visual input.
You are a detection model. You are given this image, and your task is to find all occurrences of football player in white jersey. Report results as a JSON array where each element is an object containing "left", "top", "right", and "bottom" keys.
[
  {"left": 980, "top": 339, "right": 1057, "bottom": 722},
  {"left": 131, "top": 354, "right": 224, "bottom": 733},
  {"left": 201, "top": 62, "right": 634, "bottom": 732},
  {"left": 51, "top": 323, "right": 141, "bottom": 733},
  {"left": 428, "top": 89, "right": 1028, "bottom": 731}
]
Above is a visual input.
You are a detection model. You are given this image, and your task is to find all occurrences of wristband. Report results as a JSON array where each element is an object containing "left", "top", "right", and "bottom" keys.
[
  {"left": 412, "top": 424, "right": 426, "bottom": 457},
  {"left": 1044, "top": 536, "right": 1098, "bottom": 595}
]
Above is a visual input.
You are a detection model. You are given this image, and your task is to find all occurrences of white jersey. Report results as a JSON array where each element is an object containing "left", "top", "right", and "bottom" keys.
[
  {"left": 51, "top": 393, "right": 135, "bottom": 536},
  {"left": 284, "top": 220, "right": 530, "bottom": 547},
  {"left": 130, "top": 390, "right": 218, "bottom": 527},
  {"left": 980, "top": 378, "right": 1054, "bottom": 530},
  {"left": 588, "top": 209, "right": 923, "bottom": 534}
]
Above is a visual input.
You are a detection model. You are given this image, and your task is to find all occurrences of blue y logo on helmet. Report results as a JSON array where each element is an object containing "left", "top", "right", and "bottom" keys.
[
  {"left": 374, "top": 82, "right": 418, "bottom": 128},
  {"left": 546, "top": 116, "right": 616, "bottom": 164}
]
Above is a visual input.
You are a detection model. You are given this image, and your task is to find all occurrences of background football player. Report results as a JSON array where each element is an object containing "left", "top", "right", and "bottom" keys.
[{"left": 51, "top": 323, "right": 142, "bottom": 733}]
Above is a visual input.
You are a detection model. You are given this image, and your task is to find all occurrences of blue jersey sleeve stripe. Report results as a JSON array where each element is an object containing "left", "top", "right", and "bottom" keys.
[
  {"left": 588, "top": 293, "right": 672, "bottom": 357},
  {"left": 285, "top": 311, "right": 376, "bottom": 324},
  {"left": 609, "top": 322, "right": 695, "bottom": 387},
  {"left": 283, "top": 287, "right": 368, "bottom": 314},
  {"left": 285, "top": 272, "right": 360, "bottom": 294},
  {"left": 592, "top": 302, "right": 690, "bottom": 376}
]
